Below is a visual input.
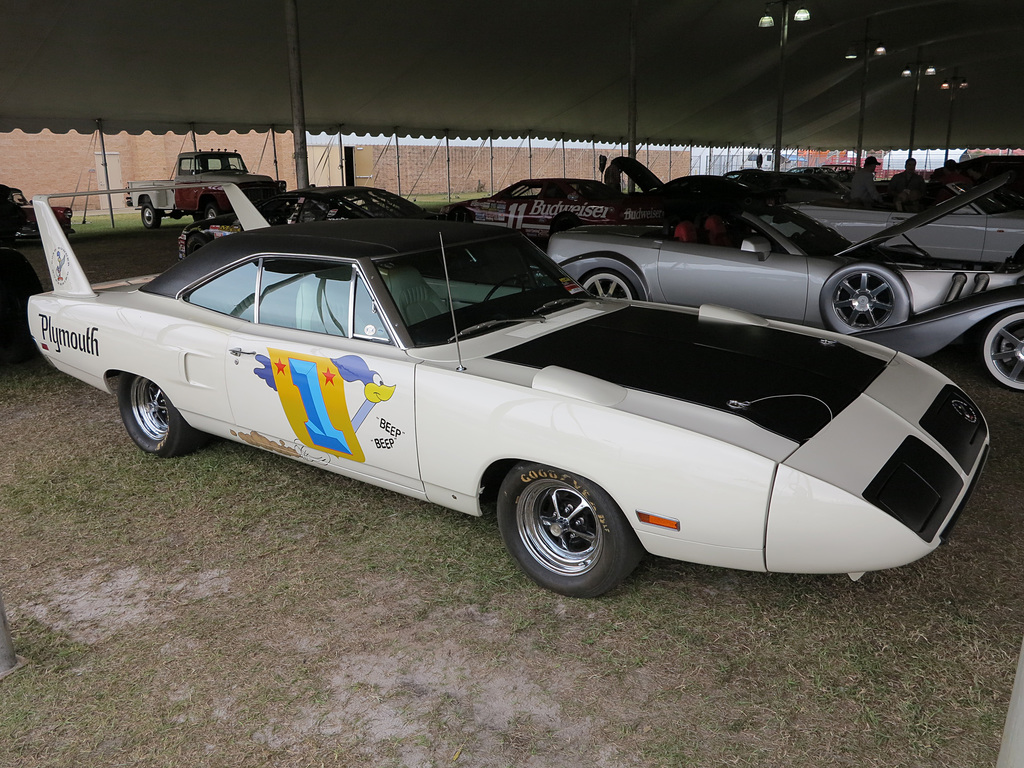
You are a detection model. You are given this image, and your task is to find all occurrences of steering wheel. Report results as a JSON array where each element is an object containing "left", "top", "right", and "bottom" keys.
[{"left": 483, "top": 273, "right": 530, "bottom": 301}]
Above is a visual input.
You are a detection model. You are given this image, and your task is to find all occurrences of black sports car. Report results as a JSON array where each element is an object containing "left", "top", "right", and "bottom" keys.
[{"left": 178, "top": 186, "right": 435, "bottom": 258}]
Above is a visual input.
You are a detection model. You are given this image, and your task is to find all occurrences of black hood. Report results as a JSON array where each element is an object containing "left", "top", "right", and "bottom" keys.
[{"left": 489, "top": 306, "right": 888, "bottom": 443}]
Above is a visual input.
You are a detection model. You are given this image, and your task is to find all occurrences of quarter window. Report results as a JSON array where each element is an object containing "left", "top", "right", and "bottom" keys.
[{"left": 185, "top": 258, "right": 391, "bottom": 343}]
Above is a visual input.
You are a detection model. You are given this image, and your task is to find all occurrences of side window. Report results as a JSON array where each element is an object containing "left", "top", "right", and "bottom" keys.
[
  {"left": 186, "top": 261, "right": 259, "bottom": 320},
  {"left": 259, "top": 260, "right": 352, "bottom": 337}
]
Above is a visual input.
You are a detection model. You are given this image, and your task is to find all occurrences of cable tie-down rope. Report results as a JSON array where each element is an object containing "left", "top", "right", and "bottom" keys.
[{"left": 726, "top": 394, "right": 834, "bottom": 422}]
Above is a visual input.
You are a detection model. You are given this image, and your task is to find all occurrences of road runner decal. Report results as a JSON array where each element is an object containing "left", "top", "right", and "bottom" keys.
[
  {"left": 37, "top": 314, "right": 99, "bottom": 355},
  {"left": 252, "top": 351, "right": 395, "bottom": 462}
]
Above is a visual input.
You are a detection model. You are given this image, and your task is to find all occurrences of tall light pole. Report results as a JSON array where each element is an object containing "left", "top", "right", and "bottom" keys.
[
  {"left": 941, "top": 74, "right": 968, "bottom": 163},
  {"left": 845, "top": 21, "right": 886, "bottom": 165},
  {"left": 759, "top": 2, "right": 811, "bottom": 171},
  {"left": 901, "top": 50, "right": 937, "bottom": 160}
]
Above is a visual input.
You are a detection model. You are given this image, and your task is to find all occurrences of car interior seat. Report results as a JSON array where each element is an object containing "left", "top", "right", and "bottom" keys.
[
  {"left": 673, "top": 221, "right": 698, "bottom": 242},
  {"left": 703, "top": 214, "right": 733, "bottom": 247},
  {"left": 382, "top": 265, "right": 447, "bottom": 324}
]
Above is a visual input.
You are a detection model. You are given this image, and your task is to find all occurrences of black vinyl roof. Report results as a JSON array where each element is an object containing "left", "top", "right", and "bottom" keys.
[{"left": 143, "top": 219, "right": 518, "bottom": 298}]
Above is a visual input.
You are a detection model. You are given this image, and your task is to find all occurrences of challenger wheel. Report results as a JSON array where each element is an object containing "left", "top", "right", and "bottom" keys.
[
  {"left": 117, "top": 375, "right": 209, "bottom": 457},
  {"left": 819, "top": 263, "right": 910, "bottom": 332},
  {"left": 141, "top": 204, "right": 162, "bottom": 229},
  {"left": 980, "top": 310, "right": 1024, "bottom": 391},
  {"left": 580, "top": 269, "right": 639, "bottom": 300},
  {"left": 497, "top": 463, "right": 644, "bottom": 597}
]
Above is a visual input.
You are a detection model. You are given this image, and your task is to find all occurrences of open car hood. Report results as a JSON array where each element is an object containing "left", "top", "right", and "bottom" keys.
[
  {"left": 610, "top": 156, "right": 663, "bottom": 193},
  {"left": 834, "top": 171, "right": 1013, "bottom": 259}
]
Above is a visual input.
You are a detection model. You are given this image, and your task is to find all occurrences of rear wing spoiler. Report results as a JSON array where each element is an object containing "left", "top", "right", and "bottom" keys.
[{"left": 31, "top": 182, "right": 270, "bottom": 298}]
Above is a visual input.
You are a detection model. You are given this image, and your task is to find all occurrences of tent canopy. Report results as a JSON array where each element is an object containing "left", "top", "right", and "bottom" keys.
[{"left": 1, "top": 1, "right": 1021, "bottom": 150}]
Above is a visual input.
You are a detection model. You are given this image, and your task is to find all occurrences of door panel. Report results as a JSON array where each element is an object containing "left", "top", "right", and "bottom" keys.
[
  {"left": 224, "top": 332, "right": 421, "bottom": 490},
  {"left": 656, "top": 241, "right": 810, "bottom": 322}
]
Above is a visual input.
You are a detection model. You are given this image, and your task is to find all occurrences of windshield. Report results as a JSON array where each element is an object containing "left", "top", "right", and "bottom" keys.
[
  {"left": 750, "top": 205, "right": 852, "bottom": 257},
  {"left": 334, "top": 188, "right": 424, "bottom": 218},
  {"left": 373, "top": 236, "right": 585, "bottom": 346},
  {"left": 973, "top": 189, "right": 1021, "bottom": 215}
]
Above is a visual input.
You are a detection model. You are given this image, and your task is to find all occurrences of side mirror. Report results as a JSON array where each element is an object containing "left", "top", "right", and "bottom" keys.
[{"left": 740, "top": 236, "right": 772, "bottom": 262}]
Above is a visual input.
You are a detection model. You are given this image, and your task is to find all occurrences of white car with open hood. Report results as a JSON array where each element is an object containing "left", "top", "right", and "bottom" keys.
[{"left": 25, "top": 185, "right": 989, "bottom": 597}]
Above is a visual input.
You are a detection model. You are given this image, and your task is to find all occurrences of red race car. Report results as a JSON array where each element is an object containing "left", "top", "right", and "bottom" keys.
[{"left": 441, "top": 178, "right": 663, "bottom": 239}]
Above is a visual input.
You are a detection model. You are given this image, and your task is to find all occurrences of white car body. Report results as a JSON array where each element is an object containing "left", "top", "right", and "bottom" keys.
[{"left": 24, "top": 186, "right": 990, "bottom": 596}]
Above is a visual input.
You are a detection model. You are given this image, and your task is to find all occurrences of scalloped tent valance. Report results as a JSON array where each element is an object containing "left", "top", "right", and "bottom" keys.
[{"left": 1, "top": 1, "right": 1021, "bottom": 150}]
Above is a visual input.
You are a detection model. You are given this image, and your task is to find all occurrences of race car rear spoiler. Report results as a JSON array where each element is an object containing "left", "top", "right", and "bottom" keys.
[{"left": 31, "top": 182, "right": 270, "bottom": 299}]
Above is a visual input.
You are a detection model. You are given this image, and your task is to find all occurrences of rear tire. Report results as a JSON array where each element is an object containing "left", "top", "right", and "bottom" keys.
[
  {"left": 117, "top": 374, "right": 209, "bottom": 457},
  {"left": 141, "top": 204, "right": 162, "bottom": 229},
  {"left": 497, "top": 462, "right": 644, "bottom": 597},
  {"left": 202, "top": 202, "right": 221, "bottom": 220},
  {"left": 549, "top": 213, "right": 582, "bottom": 236},
  {"left": 183, "top": 232, "right": 212, "bottom": 258}
]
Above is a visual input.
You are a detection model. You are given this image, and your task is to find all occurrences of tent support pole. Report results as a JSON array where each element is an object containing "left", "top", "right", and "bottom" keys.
[
  {"left": 395, "top": 130, "right": 402, "bottom": 197},
  {"left": 284, "top": 0, "right": 309, "bottom": 188},
  {"left": 271, "top": 127, "right": 280, "bottom": 182},
  {"left": 95, "top": 119, "right": 115, "bottom": 228},
  {"left": 628, "top": 0, "right": 637, "bottom": 160},
  {"left": 489, "top": 134, "right": 494, "bottom": 194},
  {"left": 337, "top": 125, "right": 345, "bottom": 185},
  {"left": 445, "top": 131, "right": 451, "bottom": 202}
]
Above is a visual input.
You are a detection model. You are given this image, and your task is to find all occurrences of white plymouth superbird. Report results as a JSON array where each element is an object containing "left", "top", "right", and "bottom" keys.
[{"left": 25, "top": 187, "right": 988, "bottom": 596}]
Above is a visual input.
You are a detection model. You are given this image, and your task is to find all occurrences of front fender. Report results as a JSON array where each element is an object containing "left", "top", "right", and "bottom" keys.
[
  {"left": 555, "top": 251, "right": 651, "bottom": 300},
  {"left": 856, "top": 283, "right": 1024, "bottom": 357}
]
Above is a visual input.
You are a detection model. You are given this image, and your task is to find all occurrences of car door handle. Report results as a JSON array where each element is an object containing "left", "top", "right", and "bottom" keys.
[{"left": 229, "top": 347, "right": 258, "bottom": 357}]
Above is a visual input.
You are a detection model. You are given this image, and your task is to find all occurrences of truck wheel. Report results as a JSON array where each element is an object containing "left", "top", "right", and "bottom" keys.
[
  {"left": 141, "top": 204, "right": 162, "bottom": 229},
  {"left": 202, "top": 202, "right": 221, "bottom": 220}
]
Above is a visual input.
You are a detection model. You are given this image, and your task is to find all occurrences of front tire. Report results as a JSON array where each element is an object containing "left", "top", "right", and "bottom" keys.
[
  {"left": 980, "top": 310, "right": 1024, "bottom": 390},
  {"left": 819, "top": 263, "right": 910, "bottom": 332},
  {"left": 580, "top": 269, "right": 639, "bottom": 300},
  {"left": 117, "top": 375, "right": 209, "bottom": 457},
  {"left": 497, "top": 463, "right": 644, "bottom": 597}
]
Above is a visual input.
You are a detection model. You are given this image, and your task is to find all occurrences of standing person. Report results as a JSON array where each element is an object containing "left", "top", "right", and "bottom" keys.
[
  {"left": 889, "top": 158, "right": 926, "bottom": 211},
  {"left": 849, "top": 156, "right": 884, "bottom": 207}
]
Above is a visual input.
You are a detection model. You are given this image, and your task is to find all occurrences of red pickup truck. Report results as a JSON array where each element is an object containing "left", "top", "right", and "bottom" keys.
[{"left": 125, "top": 150, "right": 284, "bottom": 228}]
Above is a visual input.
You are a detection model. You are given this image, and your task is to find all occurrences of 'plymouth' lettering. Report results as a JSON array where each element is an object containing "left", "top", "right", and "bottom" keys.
[{"left": 38, "top": 314, "right": 100, "bottom": 356}]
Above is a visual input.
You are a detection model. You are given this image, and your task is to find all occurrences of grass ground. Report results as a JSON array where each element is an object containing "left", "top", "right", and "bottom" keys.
[{"left": 1, "top": 225, "right": 1022, "bottom": 767}]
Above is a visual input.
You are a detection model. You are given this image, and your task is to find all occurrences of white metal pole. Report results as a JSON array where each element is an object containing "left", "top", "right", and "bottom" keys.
[{"left": 997, "top": 636, "right": 1024, "bottom": 767}]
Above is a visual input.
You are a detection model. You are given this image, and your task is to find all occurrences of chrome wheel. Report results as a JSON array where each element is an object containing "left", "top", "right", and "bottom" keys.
[
  {"left": 515, "top": 479, "right": 604, "bottom": 577},
  {"left": 581, "top": 270, "right": 636, "bottom": 300},
  {"left": 830, "top": 270, "right": 895, "bottom": 328},
  {"left": 982, "top": 310, "right": 1024, "bottom": 390},
  {"left": 128, "top": 377, "right": 169, "bottom": 442}
]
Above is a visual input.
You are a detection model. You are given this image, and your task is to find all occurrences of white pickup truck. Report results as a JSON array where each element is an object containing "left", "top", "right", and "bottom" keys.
[{"left": 125, "top": 150, "right": 283, "bottom": 228}]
